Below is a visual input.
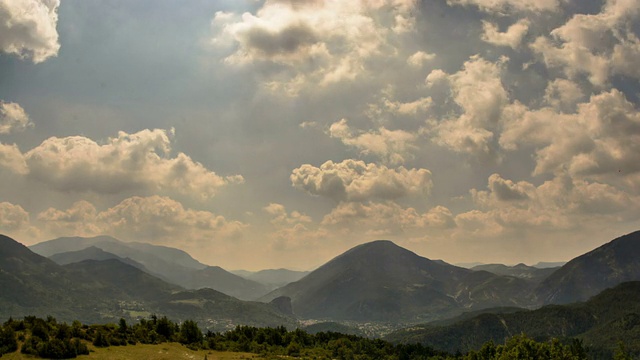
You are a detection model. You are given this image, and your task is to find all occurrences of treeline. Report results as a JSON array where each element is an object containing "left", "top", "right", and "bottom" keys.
[{"left": 0, "top": 315, "right": 633, "bottom": 359}]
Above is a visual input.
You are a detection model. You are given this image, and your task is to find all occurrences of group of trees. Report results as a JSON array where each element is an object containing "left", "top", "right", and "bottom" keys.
[
  {"left": 1, "top": 316, "right": 89, "bottom": 359},
  {"left": 0, "top": 315, "right": 634, "bottom": 359},
  {"left": 0, "top": 315, "right": 201, "bottom": 359}
]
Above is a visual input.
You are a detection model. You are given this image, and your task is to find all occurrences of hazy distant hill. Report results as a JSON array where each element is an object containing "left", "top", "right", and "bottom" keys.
[
  {"left": 185, "top": 266, "right": 270, "bottom": 300},
  {"left": 385, "top": 281, "right": 640, "bottom": 356},
  {"left": 30, "top": 236, "right": 270, "bottom": 300},
  {"left": 261, "top": 240, "right": 534, "bottom": 322},
  {"left": 535, "top": 230, "right": 640, "bottom": 304},
  {"left": 233, "top": 268, "right": 310, "bottom": 290},
  {"left": 532, "top": 261, "right": 566, "bottom": 269},
  {"left": 49, "top": 246, "right": 147, "bottom": 271},
  {"left": 30, "top": 236, "right": 207, "bottom": 270},
  {"left": 0, "top": 234, "right": 297, "bottom": 329},
  {"left": 471, "top": 263, "right": 558, "bottom": 283},
  {"left": 455, "top": 262, "right": 485, "bottom": 269},
  {"left": 30, "top": 236, "right": 205, "bottom": 283}
]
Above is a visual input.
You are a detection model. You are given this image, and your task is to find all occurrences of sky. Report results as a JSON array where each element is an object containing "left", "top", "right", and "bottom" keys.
[{"left": 1, "top": 0, "right": 640, "bottom": 271}]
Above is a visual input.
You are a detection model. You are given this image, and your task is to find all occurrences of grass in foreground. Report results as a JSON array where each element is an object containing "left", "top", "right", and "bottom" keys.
[{"left": 2, "top": 342, "right": 264, "bottom": 360}]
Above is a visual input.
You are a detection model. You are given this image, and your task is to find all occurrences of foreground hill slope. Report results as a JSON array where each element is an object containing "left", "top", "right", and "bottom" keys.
[
  {"left": 385, "top": 281, "right": 640, "bottom": 355},
  {"left": 262, "top": 240, "right": 534, "bottom": 322},
  {"left": 0, "top": 234, "right": 89, "bottom": 320},
  {"left": 536, "top": 230, "right": 640, "bottom": 304}
]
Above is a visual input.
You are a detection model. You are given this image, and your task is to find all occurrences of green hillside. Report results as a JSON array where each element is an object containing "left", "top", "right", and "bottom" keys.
[{"left": 385, "top": 281, "right": 640, "bottom": 357}]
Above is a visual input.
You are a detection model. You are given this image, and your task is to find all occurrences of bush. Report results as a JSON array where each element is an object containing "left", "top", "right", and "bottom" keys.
[
  {"left": 0, "top": 326, "right": 18, "bottom": 356},
  {"left": 179, "top": 320, "right": 203, "bottom": 346},
  {"left": 93, "top": 331, "right": 110, "bottom": 347}
]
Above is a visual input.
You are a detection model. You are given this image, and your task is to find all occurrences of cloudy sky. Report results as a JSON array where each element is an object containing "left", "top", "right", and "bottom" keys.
[{"left": 1, "top": 0, "right": 640, "bottom": 270}]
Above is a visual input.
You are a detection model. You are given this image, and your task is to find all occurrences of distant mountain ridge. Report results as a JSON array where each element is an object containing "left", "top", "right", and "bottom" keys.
[
  {"left": 471, "top": 263, "right": 559, "bottom": 283},
  {"left": 233, "top": 268, "right": 310, "bottom": 290},
  {"left": 30, "top": 236, "right": 270, "bottom": 300},
  {"left": 185, "top": 266, "right": 270, "bottom": 300},
  {"left": 532, "top": 261, "right": 566, "bottom": 269},
  {"left": 30, "top": 235, "right": 206, "bottom": 269},
  {"left": 1, "top": 234, "right": 296, "bottom": 330},
  {"left": 49, "top": 246, "right": 147, "bottom": 271}
]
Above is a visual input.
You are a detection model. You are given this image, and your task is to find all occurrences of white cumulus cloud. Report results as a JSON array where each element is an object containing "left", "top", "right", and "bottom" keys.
[
  {"left": 530, "top": 0, "right": 640, "bottom": 86},
  {"left": 0, "top": 0, "right": 60, "bottom": 63},
  {"left": 0, "top": 142, "right": 28, "bottom": 174},
  {"left": 501, "top": 89, "right": 640, "bottom": 190},
  {"left": 291, "top": 159, "right": 432, "bottom": 202},
  {"left": 263, "top": 202, "right": 312, "bottom": 226},
  {"left": 0, "top": 201, "right": 31, "bottom": 231},
  {"left": 460, "top": 173, "right": 640, "bottom": 239},
  {"left": 38, "top": 196, "right": 247, "bottom": 245},
  {"left": 329, "top": 119, "right": 419, "bottom": 164},
  {"left": 9, "top": 129, "right": 244, "bottom": 199},
  {"left": 446, "top": 0, "right": 559, "bottom": 14},
  {"left": 481, "top": 19, "right": 530, "bottom": 49},
  {"left": 0, "top": 101, "right": 32, "bottom": 134},
  {"left": 407, "top": 51, "right": 436, "bottom": 67},
  {"left": 213, "top": 0, "right": 418, "bottom": 93},
  {"left": 428, "top": 55, "right": 509, "bottom": 160},
  {"left": 321, "top": 201, "right": 455, "bottom": 236}
]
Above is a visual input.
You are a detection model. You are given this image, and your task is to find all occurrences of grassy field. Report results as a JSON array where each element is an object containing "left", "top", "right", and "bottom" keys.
[{"left": 2, "top": 343, "right": 266, "bottom": 360}]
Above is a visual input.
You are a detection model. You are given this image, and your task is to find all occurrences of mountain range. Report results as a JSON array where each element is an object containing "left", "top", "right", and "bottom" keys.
[
  {"left": 0, "top": 234, "right": 295, "bottom": 330},
  {"left": 1, "top": 230, "right": 640, "bottom": 347},
  {"left": 29, "top": 236, "right": 271, "bottom": 301},
  {"left": 471, "top": 263, "right": 559, "bottom": 283},
  {"left": 259, "top": 231, "right": 640, "bottom": 323}
]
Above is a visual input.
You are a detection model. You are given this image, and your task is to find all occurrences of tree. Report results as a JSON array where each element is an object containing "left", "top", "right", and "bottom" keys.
[
  {"left": 93, "top": 331, "right": 110, "bottom": 347},
  {"left": 156, "top": 316, "right": 175, "bottom": 341},
  {"left": 179, "top": 320, "right": 203, "bottom": 346},
  {"left": 119, "top": 318, "right": 128, "bottom": 335},
  {"left": 0, "top": 326, "right": 18, "bottom": 356}
]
